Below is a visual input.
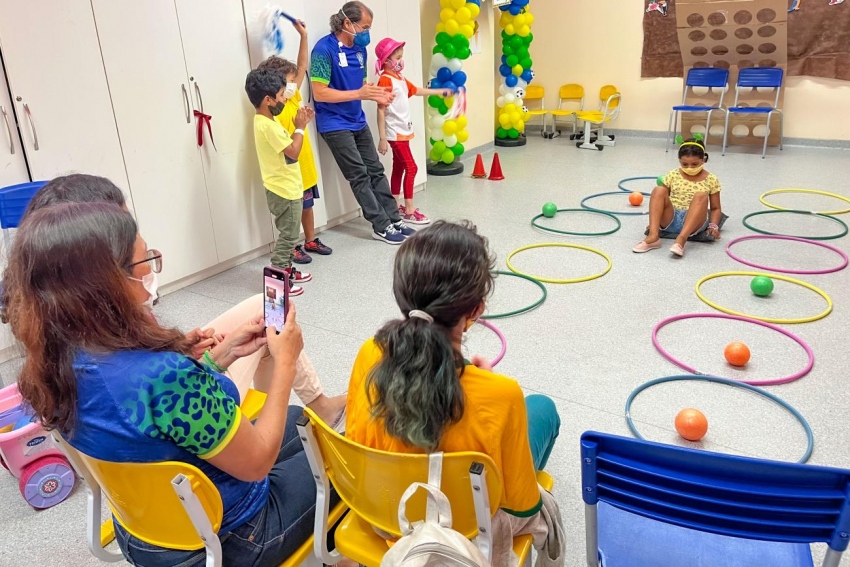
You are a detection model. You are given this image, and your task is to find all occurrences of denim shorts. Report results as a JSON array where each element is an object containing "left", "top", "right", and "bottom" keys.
[
  {"left": 664, "top": 208, "right": 709, "bottom": 236},
  {"left": 302, "top": 185, "right": 319, "bottom": 209}
]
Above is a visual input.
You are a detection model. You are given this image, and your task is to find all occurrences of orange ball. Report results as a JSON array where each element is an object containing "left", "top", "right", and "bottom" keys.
[
  {"left": 724, "top": 342, "right": 751, "bottom": 367},
  {"left": 675, "top": 408, "right": 708, "bottom": 441},
  {"left": 629, "top": 191, "right": 644, "bottom": 206}
]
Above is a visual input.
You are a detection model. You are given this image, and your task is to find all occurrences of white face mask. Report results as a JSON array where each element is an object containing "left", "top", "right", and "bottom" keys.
[
  {"left": 284, "top": 82, "right": 298, "bottom": 100},
  {"left": 128, "top": 271, "right": 159, "bottom": 310}
]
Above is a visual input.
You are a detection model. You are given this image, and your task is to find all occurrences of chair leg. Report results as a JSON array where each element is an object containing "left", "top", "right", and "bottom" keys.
[
  {"left": 822, "top": 549, "right": 842, "bottom": 567},
  {"left": 666, "top": 109, "right": 675, "bottom": 153},
  {"left": 585, "top": 504, "right": 600, "bottom": 567},
  {"left": 577, "top": 120, "right": 598, "bottom": 150},
  {"left": 704, "top": 109, "right": 713, "bottom": 142},
  {"left": 762, "top": 112, "right": 772, "bottom": 159},
  {"left": 779, "top": 112, "right": 784, "bottom": 151},
  {"left": 722, "top": 112, "right": 731, "bottom": 156}
]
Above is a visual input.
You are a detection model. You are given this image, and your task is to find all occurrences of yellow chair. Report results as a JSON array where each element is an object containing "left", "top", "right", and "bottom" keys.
[
  {"left": 574, "top": 85, "right": 622, "bottom": 151},
  {"left": 522, "top": 84, "right": 550, "bottom": 139},
  {"left": 297, "top": 408, "right": 555, "bottom": 567},
  {"left": 54, "top": 390, "right": 346, "bottom": 567},
  {"left": 548, "top": 84, "right": 585, "bottom": 139}
]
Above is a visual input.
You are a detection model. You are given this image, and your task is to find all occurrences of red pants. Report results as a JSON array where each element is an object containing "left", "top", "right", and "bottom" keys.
[{"left": 389, "top": 140, "right": 418, "bottom": 200}]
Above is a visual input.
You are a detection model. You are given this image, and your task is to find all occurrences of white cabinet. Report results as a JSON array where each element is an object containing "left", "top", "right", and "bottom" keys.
[
  {"left": 175, "top": 0, "right": 273, "bottom": 263},
  {"left": 0, "top": 0, "right": 132, "bottom": 208},
  {"left": 0, "top": 57, "right": 28, "bottom": 189}
]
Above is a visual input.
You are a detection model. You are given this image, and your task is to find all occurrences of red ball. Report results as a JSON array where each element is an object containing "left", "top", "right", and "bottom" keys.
[
  {"left": 724, "top": 342, "right": 751, "bottom": 367},
  {"left": 675, "top": 408, "right": 708, "bottom": 441},
  {"left": 629, "top": 191, "right": 644, "bottom": 206}
]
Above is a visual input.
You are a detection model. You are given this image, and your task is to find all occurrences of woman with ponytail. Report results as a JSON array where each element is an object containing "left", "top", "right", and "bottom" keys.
[{"left": 346, "top": 220, "right": 560, "bottom": 520}]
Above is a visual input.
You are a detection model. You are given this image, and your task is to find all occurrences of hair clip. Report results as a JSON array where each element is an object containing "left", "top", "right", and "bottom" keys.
[{"left": 675, "top": 134, "right": 684, "bottom": 145}]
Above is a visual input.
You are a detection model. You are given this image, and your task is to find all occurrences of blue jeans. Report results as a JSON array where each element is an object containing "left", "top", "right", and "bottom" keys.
[
  {"left": 115, "top": 406, "right": 340, "bottom": 567},
  {"left": 663, "top": 208, "right": 709, "bottom": 236},
  {"left": 525, "top": 395, "right": 560, "bottom": 470}
]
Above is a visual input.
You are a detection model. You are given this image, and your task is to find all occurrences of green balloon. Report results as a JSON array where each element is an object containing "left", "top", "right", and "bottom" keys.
[
  {"left": 517, "top": 46, "right": 529, "bottom": 58},
  {"left": 506, "top": 55, "right": 519, "bottom": 67},
  {"left": 503, "top": 44, "right": 515, "bottom": 56},
  {"left": 430, "top": 95, "right": 444, "bottom": 108},
  {"left": 525, "top": 33, "right": 534, "bottom": 44},
  {"left": 442, "top": 43, "right": 457, "bottom": 59},
  {"left": 452, "top": 34, "right": 468, "bottom": 49},
  {"left": 429, "top": 138, "right": 436, "bottom": 146},
  {"left": 750, "top": 276, "right": 774, "bottom": 297},
  {"left": 430, "top": 148, "right": 442, "bottom": 162},
  {"left": 508, "top": 128, "right": 519, "bottom": 139},
  {"left": 451, "top": 143, "right": 465, "bottom": 156},
  {"left": 441, "top": 149, "right": 456, "bottom": 164},
  {"left": 511, "top": 36, "right": 523, "bottom": 48},
  {"left": 457, "top": 47, "right": 471, "bottom": 60},
  {"left": 497, "top": 127, "right": 508, "bottom": 139},
  {"left": 433, "top": 140, "right": 447, "bottom": 154},
  {"left": 542, "top": 202, "right": 558, "bottom": 218},
  {"left": 438, "top": 103, "right": 449, "bottom": 115},
  {"left": 501, "top": 30, "right": 509, "bottom": 40},
  {"left": 436, "top": 32, "right": 451, "bottom": 46},
  {"left": 521, "top": 57, "right": 533, "bottom": 69}
]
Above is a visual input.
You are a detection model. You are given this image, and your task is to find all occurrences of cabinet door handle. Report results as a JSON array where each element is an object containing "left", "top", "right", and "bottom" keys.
[
  {"left": 1, "top": 106, "right": 13, "bottom": 154},
  {"left": 23, "top": 102, "right": 39, "bottom": 151},
  {"left": 194, "top": 82, "right": 204, "bottom": 114},
  {"left": 181, "top": 84, "right": 190, "bottom": 123}
]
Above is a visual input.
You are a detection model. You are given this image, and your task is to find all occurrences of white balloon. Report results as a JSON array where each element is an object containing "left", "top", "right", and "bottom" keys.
[
  {"left": 431, "top": 115, "right": 446, "bottom": 128},
  {"left": 447, "top": 58, "right": 462, "bottom": 72},
  {"left": 505, "top": 93, "right": 516, "bottom": 104},
  {"left": 431, "top": 128, "right": 445, "bottom": 141},
  {"left": 430, "top": 66, "right": 440, "bottom": 77},
  {"left": 499, "top": 84, "right": 510, "bottom": 95},
  {"left": 522, "top": 106, "right": 529, "bottom": 114},
  {"left": 513, "top": 87, "right": 526, "bottom": 98},
  {"left": 517, "top": 79, "right": 528, "bottom": 89},
  {"left": 496, "top": 96, "right": 506, "bottom": 107},
  {"left": 431, "top": 54, "right": 448, "bottom": 69},
  {"left": 428, "top": 106, "right": 439, "bottom": 116},
  {"left": 444, "top": 134, "right": 458, "bottom": 147},
  {"left": 515, "top": 98, "right": 524, "bottom": 108}
]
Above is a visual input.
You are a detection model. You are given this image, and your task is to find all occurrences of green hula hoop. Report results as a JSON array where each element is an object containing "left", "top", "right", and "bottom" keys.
[
  {"left": 531, "top": 208, "right": 621, "bottom": 237},
  {"left": 742, "top": 210, "right": 848, "bottom": 241},
  {"left": 481, "top": 270, "right": 548, "bottom": 320}
]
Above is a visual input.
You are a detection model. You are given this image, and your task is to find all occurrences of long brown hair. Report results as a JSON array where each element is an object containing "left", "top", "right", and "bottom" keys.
[{"left": 4, "top": 202, "right": 191, "bottom": 434}]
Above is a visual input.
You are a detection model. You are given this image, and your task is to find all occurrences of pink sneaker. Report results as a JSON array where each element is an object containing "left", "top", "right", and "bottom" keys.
[
  {"left": 403, "top": 208, "right": 431, "bottom": 225},
  {"left": 633, "top": 240, "right": 662, "bottom": 253},
  {"left": 669, "top": 242, "right": 685, "bottom": 257}
]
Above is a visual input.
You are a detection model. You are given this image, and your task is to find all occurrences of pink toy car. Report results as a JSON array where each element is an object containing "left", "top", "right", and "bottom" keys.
[{"left": 0, "top": 383, "right": 75, "bottom": 508}]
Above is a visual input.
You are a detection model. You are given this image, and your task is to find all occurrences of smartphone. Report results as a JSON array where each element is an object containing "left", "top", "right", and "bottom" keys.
[{"left": 263, "top": 267, "right": 289, "bottom": 334}]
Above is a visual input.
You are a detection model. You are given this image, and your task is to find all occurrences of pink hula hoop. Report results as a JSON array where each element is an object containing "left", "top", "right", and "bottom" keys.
[
  {"left": 652, "top": 313, "right": 814, "bottom": 386},
  {"left": 477, "top": 318, "right": 507, "bottom": 367},
  {"left": 726, "top": 235, "right": 848, "bottom": 275}
]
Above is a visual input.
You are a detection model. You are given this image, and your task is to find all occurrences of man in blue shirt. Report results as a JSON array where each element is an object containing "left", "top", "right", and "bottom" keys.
[{"left": 311, "top": 1, "right": 414, "bottom": 245}]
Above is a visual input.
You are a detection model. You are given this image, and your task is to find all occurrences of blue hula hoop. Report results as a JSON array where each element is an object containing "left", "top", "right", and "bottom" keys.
[
  {"left": 581, "top": 191, "right": 651, "bottom": 216},
  {"left": 624, "top": 374, "right": 814, "bottom": 464},
  {"left": 618, "top": 176, "right": 659, "bottom": 193}
]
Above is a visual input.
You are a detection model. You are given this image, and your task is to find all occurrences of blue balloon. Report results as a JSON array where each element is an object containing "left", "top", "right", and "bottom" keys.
[
  {"left": 521, "top": 69, "right": 533, "bottom": 83},
  {"left": 429, "top": 79, "right": 442, "bottom": 89},
  {"left": 442, "top": 80, "right": 458, "bottom": 92},
  {"left": 467, "top": 0, "right": 480, "bottom": 5},
  {"left": 509, "top": 5, "right": 521, "bottom": 15},
  {"left": 505, "top": 75, "right": 518, "bottom": 88},
  {"left": 437, "top": 67, "right": 453, "bottom": 83},
  {"left": 514, "top": 0, "right": 529, "bottom": 5},
  {"left": 499, "top": 64, "right": 512, "bottom": 77},
  {"left": 501, "top": 55, "right": 508, "bottom": 65},
  {"left": 452, "top": 71, "right": 467, "bottom": 87},
  {"left": 499, "top": 5, "right": 510, "bottom": 11}
]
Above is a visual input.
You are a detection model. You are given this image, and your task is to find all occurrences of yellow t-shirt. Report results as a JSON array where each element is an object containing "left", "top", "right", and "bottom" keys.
[
  {"left": 253, "top": 114, "right": 303, "bottom": 200},
  {"left": 276, "top": 91, "right": 319, "bottom": 190},
  {"left": 664, "top": 168, "right": 722, "bottom": 211},
  {"left": 346, "top": 339, "right": 543, "bottom": 517}
]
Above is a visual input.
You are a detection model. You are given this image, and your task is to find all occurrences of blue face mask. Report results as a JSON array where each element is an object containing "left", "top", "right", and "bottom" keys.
[{"left": 340, "top": 8, "right": 371, "bottom": 47}]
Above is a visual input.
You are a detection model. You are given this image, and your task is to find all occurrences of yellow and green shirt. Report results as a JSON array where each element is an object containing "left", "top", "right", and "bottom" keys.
[{"left": 664, "top": 168, "right": 722, "bottom": 210}]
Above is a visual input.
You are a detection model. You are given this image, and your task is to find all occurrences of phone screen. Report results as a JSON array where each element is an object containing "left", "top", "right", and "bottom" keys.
[{"left": 263, "top": 268, "right": 289, "bottom": 334}]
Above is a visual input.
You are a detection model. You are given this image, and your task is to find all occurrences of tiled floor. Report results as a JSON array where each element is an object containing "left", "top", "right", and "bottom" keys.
[{"left": 1, "top": 135, "right": 849, "bottom": 566}]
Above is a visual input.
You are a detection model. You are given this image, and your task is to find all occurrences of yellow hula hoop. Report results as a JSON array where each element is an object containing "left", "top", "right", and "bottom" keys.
[
  {"left": 760, "top": 189, "right": 850, "bottom": 216},
  {"left": 695, "top": 271, "right": 833, "bottom": 324},
  {"left": 506, "top": 243, "right": 612, "bottom": 284}
]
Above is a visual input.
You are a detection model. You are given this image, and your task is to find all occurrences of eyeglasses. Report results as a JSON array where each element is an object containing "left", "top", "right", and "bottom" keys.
[{"left": 127, "top": 249, "right": 163, "bottom": 274}]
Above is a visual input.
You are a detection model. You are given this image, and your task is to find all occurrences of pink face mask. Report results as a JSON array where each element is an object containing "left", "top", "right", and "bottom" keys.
[{"left": 386, "top": 58, "right": 404, "bottom": 73}]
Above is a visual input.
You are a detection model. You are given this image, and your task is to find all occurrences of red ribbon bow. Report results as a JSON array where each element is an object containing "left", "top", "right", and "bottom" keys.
[{"left": 194, "top": 110, "right": 217, "bottom": 150}]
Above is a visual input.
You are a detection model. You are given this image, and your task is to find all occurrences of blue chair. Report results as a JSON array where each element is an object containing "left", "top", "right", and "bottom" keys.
[
  {"left": 0, "top": 181, "right": 46, "bottom": 252},
  {"left": 666, "top": 68, "right": 729, "bottom": 153},
  {"left": 722, "top": 67, "right": 785, "bottom": 159},
  {"left": 581, "top": 432, "right": 850, "bottom": 567}
]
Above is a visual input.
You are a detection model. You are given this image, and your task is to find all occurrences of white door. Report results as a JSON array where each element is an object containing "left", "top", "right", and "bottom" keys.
[
  {"left": 92, "top": 0, "right": 218, "bottom": 285},
  {"left": 176, "top": 0, "right": 273, "bottom": 263},
  {"left": 0, "top": 58, "right": 29, "bottom": 189},
  {"left": 0, "top": 0, "right": 132, "bottom": 207}
]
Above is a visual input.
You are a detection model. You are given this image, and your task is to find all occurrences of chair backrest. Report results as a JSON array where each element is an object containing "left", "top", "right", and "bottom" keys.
[
  {"left": 559, "top": 83, "right": 584, "bottom": 101},
  {"left": 685, "top": 68, "right": 729, "bottom": 88},
  {"left": 69, "top": 447, "right": 223, "bottom": 551},
  {"left": 581, "top": 432, "right": 850, "bottom": 552},
  {"left": 0, "top": 181, "right": 47, "bottom": 229},
  {"left": 733, "top": 67, "right": 784, "bottom": 109},
  {"left": 524, "top": 85, "right": 544, "bottom": 101},
  {"left": 599, "top": 85, "right": 619, "bottom": 109},
  {"left": 303, "top": 408, "right": 504, "bottom": 539}
]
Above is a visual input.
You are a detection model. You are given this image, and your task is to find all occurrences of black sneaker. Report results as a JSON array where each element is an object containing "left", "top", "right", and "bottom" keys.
[
  {"left": 393, "top": 220, "right": 415, "bottom": 237},
  {"left": 372, "top": 225, "right": 405, "bottom": 245},
  {"left": 293, "top": 245, "right": 312, "bottom": 264},
  {"left": 304, "top": 238, "right": 332, "bottom": 255}
]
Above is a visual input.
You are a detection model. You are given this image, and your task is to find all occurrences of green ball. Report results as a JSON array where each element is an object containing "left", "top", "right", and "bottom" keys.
[
  {"left": 542, "top": 202, "right": 558, "bottom": 218},
  {"left": 751, "top": 276, "right": 774, "bottom": 297},
  {"left": 451, "top": 143, "right": 465, "bottom": 156},
  {"left": 506, "top": 55, "right": 519, "bottom": 67},
  {"left": 656, "top": 175, "right": 665, "bottom": 187},
  {"left": 496, "top": 127, "right": 508, "bottom": 139},
  {"left": 508, "top": 128, "right": 519, "bottom": 139}
]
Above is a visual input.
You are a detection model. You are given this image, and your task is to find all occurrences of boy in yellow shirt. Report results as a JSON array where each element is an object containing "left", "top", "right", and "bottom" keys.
[
  {"left": 258, "top": 20, "right": 332, "bottom": 265},
  {"left": 245, "top": 67, "right": 314, "bottom": 296}
]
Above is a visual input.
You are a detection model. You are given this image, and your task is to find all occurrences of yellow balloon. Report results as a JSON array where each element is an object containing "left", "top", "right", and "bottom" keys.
[
  {"left": 456, "top": 6, "right": 471, "bottom": 23},
  {"left": 461, "top": 24, "right": 474, "bottom": 38},
  {"left": 526, "top": 12, "right": 535, "bottom": 24},
  {"left": 436, "top": 22, "right": 446, "bottom": 33},
  {"left": 512, "top": 64, "right": 523, "bottom": 76},
  {"left": 511, "top": 112, "right": 520, "bottom": 122},
  {"left": 457, "top": 129, "right": 470, "bottom": 143},
  {"left": 504, "top": 103, "right": 516, "bottom": 113},
  {"left": 451, "top": 0, "right": 465, "bottom": 9},
  {"left": 440, "top": 0, "right": 450, "bottom": 6},
  {"left": 457, "top": 115, "right": 468, "bottom": 129},
  {"left": 499, "top": 113, "right": 511, "bottom": 126},
  {"left": 505, "top": 23, "right": 515, "bottom": 35},
  {"left": 467, "top": 3, "right": 480, "bottom": 18},
  {"left": 445, "top": 19, "right": 460, "bottom": 35},
  {"left": 440, "top": 8, "right": 455, "bottom": 22},
  {"left": 444, "top": 96, "right": 454, "bottom": 107},
  {"left": 514, "top": 14, "right": 526, "bottom": 26},
  {"left": 443, "top": 120, "right": 458, "bottom": 135},
  {"left": 518, "top": 25, "right": 531, "bottom": 38}
]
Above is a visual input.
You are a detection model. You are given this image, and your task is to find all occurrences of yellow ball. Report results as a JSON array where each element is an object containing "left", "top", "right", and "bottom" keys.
[
  {"left": 517, "top": 25, "right": 531, "bottom": 38},
  {"left": 445, "top": 19, "right": 460, "bottom": 35},
  {"left": 467, "top": 3, "right": 480, "bottom": 18},
  {"left": 440, "top": 8, "right": 455, "bottom": 22},
  {"left": 457, "top": 115, "right": 468, "bottom": 129},
  {"left": 443, "top": 120, "right": 458, "bottom": 135},
  {"left": 435, "top": 22, "right": 446, "bottom": 33},
  {"left": 457, "top": 129, "right": 469, "bottom": 143},
  {"left": 514, "top": 14, "right": 526, "bottom": 26},
  {"left": 512, "top": 64, "right": 523, "bottom": 76},
  {"left": 456, "top": 6, "right": 471, "bottom": 23},
  {"left": 505, "top": 23, "right": 515, "bottom": 35},
  {"left": 451, "top": 0, "right": 465, "bottom": 9},
  {"left": 461, "top": 24, "right": 474, "bottom": 38}
]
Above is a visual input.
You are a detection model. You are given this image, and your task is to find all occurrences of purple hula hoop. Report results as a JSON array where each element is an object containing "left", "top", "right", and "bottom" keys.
[
  {"left": 653, "top": 313, "right": 814, "bottom": 386},
  {"left": 726, "top": 235, "right": 849, "bottom": 275},
  {"left": 477, "top": 319, "right": 507, "bottom": 367}
]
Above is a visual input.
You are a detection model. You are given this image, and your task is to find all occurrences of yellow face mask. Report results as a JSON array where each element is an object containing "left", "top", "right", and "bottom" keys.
[{"left": 681, "top": 165, "right": 705, "bottom": 176}]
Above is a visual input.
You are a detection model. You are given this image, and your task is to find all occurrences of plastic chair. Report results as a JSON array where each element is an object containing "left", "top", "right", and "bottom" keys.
[
  {"left": 547, "top": 84, "right": 585, "bottom": 139},
  {"left": 722, "top": 67, "right": 785, "bottom": 159},
  {"left": 666, "top": 68, "right": 729, "bottom": 152},
  {"left": 297, "top": 408, "right": 554, "bottom": 567},
  {"left": 522, "top": 85, "right": 549, "bottom": 139},
  {"left": 54, "top": 390, "right": 346, "bottom": 567},
  {"left": 0, "top": 181, "right": 47, "bottom": 253},
  {"left": 574, "top": 87, "right": 621, "bottom": 151},
  {"left": 581, "top": 431, "right": 850, "bottom": 567}
]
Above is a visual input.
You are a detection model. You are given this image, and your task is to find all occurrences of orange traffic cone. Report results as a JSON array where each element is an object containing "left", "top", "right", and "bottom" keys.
[
  {"left": 488, "top": 153, "right": 505, "bottom": 181},
  {"left": 471, "top": 154, "right": 487, "bottom": 178}
]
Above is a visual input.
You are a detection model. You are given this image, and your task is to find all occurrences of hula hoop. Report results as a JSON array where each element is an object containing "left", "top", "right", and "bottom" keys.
[
  {"left": 726, "top": 235, "right": 848, "bottom": 275},
  {"left": 695, "top": 271, "right": 833, "bottom": 324},
  {"left": 476, "top": 318, "right": 506, "bottom": 367},
  {"left": 624, "top": 374, "right": 814, "bottom": 464},
  {"left": 760, "top": 188, "right": 850, "bottom": 216},
  {"left": 481, "top": 271, "right": 547, "bottom": 320},
  {"left": 742, "top": 210, "right": 848, "bottom": 241},
  {"left": 581, "top": 191, "right": 651, "bottom": 216},
  {"left": 531, "top": 208, "right": 621, "bottom": 237},
  {"left": 506, "top": 243, "right": 612, "bottom": 284},
  {"left": 618, "top": 176, "right": 658, "bottom": 193},
  {"left": 652, "top": 313, "right": 814, "bottom": 386}
]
